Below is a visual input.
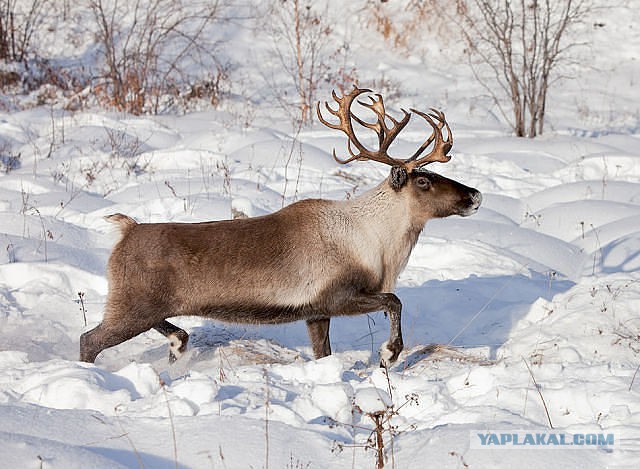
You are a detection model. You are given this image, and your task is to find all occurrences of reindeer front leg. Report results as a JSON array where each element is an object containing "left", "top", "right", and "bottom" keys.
[
  {"left": 380, "top": 301, "right": 403, "bottom": 368},
  {"left": 352, "top": 292, "right": 403, "bottom": 367},
  {"left": 325, "top": 292, "right": 404, "bottom": 367}
]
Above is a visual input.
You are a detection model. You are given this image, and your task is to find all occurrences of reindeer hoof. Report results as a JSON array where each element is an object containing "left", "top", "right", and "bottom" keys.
[
  {"left": 168, "top": 331, "right": 189, "bottom": 364},
  {"left": 379, "top": 340, "right": 403, "bottom": 368}
]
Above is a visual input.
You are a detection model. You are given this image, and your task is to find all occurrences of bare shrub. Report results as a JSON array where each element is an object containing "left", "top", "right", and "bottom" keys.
[
  {"left": 330, "top": 374, "right": 421, "bottom": 469},
  {"left": 89, "top": 0, "right": 224, "bottom": 115},
  {"left": 0, "top": 0, "right": 48, "bottom": 63},
  {"left": 0, "top": 139, "right": 20, "bottom": 173},
  {"left": 174, "top": 61, "right": 231, "bottom": 111},
  {"left": 0, "top": 1, "right": 77, "bottom": 104},
  {"left": 264, "top": 0, "right": 333, "bottom": 124},
  {"left": 456, "top": 0, "right": 592, "bottom": 137},
  {"left": 103, "top": 127, "right": 150, "bottom": 175},
  {"left": 0, "top": 150, "right": 20, "bottom": 172},
  {"left": 367, "top": 0, "right": 454, "bottom": 54}
]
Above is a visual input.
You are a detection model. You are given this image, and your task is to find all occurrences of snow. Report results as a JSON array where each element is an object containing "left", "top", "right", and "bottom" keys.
[{"left": 1, "top": 1, "right": 639, "bottom": 467}]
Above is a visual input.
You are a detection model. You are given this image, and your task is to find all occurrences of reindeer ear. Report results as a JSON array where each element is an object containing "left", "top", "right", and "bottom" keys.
[{"left": 389, "top": 166, "right": 408, "bottom": 191}]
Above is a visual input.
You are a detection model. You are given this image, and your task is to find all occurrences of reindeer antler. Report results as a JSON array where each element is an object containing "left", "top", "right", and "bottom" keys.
[
  {"left": 317, "top": 87, "right": 453, "bottom": 172},
  {"left": 404, "top": 108, "right": 453, "bottom": 169}
]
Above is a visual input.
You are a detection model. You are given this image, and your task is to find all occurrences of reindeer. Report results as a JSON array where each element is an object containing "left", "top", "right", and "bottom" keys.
[{"left": 80, "top": 87, "right": 482, "bottom": 367}]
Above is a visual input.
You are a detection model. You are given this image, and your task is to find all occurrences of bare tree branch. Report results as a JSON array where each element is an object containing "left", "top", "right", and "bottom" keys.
[
  {"left": 457, "top": 0, "right": 591, "bottom": 137},
  {"left": 89, "top": 0, "right": 224, "bottom": 115}
]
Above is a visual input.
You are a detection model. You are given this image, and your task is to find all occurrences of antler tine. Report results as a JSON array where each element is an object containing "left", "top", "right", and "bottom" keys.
[
  {"left": 317, "top": 86, "right": 371, "bottom": 157},
  {"left": 357, "top": 94, "right": 411, "bottom": 152},
  {"left": 316, "top": 90, "right": 349, "bottom": 130},
  {"left": 405, "top": 108, "right": 453, "bottom": 170},
  {"left": 358, "top": 94, "right": 385, "bottom": 124},
  {"left": 332, "top": 138, "right": 368, "bottom": 165},
  {"left": 382, "top": 107, "right": 411, "bottom": 153},
  {"left": 355, "top": 95, "right": 386, "bottom": 148},
  {"left": 317, "top": 86, "right": 408, "bottom": 167}
]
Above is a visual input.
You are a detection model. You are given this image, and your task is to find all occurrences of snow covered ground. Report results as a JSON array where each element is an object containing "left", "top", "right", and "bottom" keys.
[{"left": 1, "top": 1, "right": 639, "bottom": 468}]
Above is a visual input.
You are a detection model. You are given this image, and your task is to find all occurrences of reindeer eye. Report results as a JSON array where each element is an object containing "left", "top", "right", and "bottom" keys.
[{"left": 416, "top": 176, "right": 431, "bottom": 189}]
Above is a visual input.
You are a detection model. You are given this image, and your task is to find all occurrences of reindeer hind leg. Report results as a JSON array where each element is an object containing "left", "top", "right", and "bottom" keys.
[
  {"left": 80, "top": 321, "right": 152, "bottom": 363},
  {"left": 154, "top": 320, "right": 189, "bottom": 364},
  {"left": 306, "top": 318, "right": 332, "bottom": 359}
]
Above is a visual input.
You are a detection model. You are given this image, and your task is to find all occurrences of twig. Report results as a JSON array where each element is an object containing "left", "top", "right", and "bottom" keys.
[
  {"left": 372, "top": 412, "right": 385, "bottom": 469},
  {"left": 160, "top": 384, "right": 179, "bottom": 469},
  {"left": 78, "top": 291, "right": 87, "bottom": 326},
  {"left": 522, "top": 356, "right": 554, "bottom": 429},
  {"left": 114, "top": 406, "right": 145, "bottom": 469},
  {"left": 447, "top": 265, "right": 528, "bottom": 347},
  {"left": 630, "top": 363, "right": 640, "bottom": 391},
  {"left": 264, "top": 367, "right": 270, "bottom": 469}
]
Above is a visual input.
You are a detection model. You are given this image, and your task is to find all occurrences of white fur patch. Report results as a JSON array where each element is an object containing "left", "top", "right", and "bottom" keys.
[
  {"left": 168, "top": 333, "right": 184, "bottom": 359},
  {"left": 379, "top": 341, "right": 394, "bottom": 368}
]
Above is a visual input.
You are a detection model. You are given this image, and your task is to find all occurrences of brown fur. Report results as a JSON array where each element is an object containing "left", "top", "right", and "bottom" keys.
[{"left": 80, "top": 170, "right": 481, "bottom": 365}]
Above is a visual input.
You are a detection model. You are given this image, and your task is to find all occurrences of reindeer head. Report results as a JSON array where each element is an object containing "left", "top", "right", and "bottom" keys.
[{"left": 317, "top": 87, "right": 481, "bottom": 219}]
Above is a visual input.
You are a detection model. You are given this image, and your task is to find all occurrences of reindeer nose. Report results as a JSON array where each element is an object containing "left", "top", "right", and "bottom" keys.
[
  {"left": 459, "top": 189, "right": 482, "bottom": 217},
  {"left": 470, "top": 189, "right": 482, "bottom": 209}
]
